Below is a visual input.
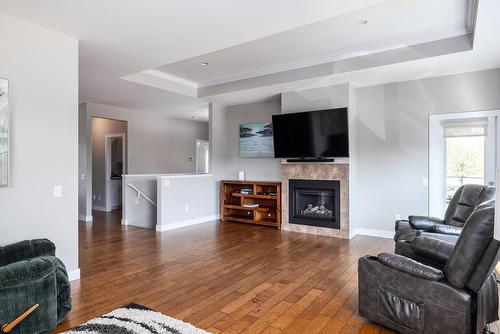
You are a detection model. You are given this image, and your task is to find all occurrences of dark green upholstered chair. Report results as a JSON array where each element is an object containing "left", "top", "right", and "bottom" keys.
[{"left": 0, "top": 239, "right": 71, "bottom": 334}]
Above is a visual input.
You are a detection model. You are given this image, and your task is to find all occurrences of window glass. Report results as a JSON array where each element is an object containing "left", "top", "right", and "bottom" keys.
[{"left": 445, "top": 135, "right": 485, "bottom": 202}]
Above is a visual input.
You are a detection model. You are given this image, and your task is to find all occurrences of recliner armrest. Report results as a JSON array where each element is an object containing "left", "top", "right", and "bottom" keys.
[
  {"left": 412, "top": 236, "right": 454, "bottom": 265},
  {"left": 431, "top": 224, "right": 462, "bottom": 235},
  {"left": 378, "top": 253, "right": 444, "bottom": 281},
  {"left": 408, "top": 215, "right": 445, "bottom": 231},
  {"left": 395, "top": 219, "right": 411, "bottom": 232},
  {"left": 0, "top": 256, "right": 57, "bottom": 290}
]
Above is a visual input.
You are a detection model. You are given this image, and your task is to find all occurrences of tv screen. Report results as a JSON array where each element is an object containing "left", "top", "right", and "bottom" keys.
[{"left": 272, "top": 108, "right": 349, "bottom": 158}]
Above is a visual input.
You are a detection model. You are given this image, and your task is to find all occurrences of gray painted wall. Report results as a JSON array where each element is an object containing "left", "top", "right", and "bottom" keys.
[
  {"left": 281, "top": 84, "right": 349, "bottom": 113},
  {"left": 157, "top": 175, "right": 216, "bottom": 229},
  {"left": 86, "top": 103, "right": 208, "bottom": 173},
  {"left": 122, "top": 175, "right": 157, "bottom": 229},
  {"left": 79, "top": 102, "right": 209, "bottom": 218},
  {"left": 91, "top": 118, "right": 127, "bottom": 209},
  {"left": 210, "top": 97, "right": 282, "bottom": 214},
  {"left": 210, "top": 97, "right": 282, "bottom": 183},
  {"left": 210, "top": 69, "right": 500, "bottom": 234},
  {"left": 0, "top": 15, "right": 79, "bottom": 271},
  {"left": 355, "top": 68, "right": 500, "bottom": 232}
]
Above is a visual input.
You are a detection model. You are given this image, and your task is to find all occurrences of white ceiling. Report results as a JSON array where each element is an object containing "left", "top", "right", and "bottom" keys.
[
  {"left": 1, "top": 0, "right": 499, "bottom": 121},
  {"left": 0, "top": 0, "right": 392, "bottom": 120},
  {"left": 157, "top": 0, "right": 469, "bottom": 86}
]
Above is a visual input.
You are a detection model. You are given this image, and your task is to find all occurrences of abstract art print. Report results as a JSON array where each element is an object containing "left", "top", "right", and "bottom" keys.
[
  {"left": 240, "top": 122, "right": 273, "bottom": 158},
  {"left": 0, "top": 78, "right": 8, "bottom": 186}
]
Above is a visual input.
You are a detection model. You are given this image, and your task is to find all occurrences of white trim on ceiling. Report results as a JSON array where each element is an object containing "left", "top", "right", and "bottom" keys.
[
  {"left": 196, "top": 26, "right": 470, "bottom": 88},
  {"left": 142, "top": 69, "right": 199, "bottom": 88},
  {"left": 139, "top": 0, "right": 478, "bottom": 94},
  {"left": 145, "top": 26, "right": 471, "bottom": 91},
  {"left": 466, "top": 0, "right": 478, "bottom": 33}
]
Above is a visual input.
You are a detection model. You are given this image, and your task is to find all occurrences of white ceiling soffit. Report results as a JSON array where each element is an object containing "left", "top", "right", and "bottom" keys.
[
  {"left": 2, "top": 0, "right": 398, "bottom": 119},
  {"left": 125, "top": 0, "right": 477, "bottom": 98}
]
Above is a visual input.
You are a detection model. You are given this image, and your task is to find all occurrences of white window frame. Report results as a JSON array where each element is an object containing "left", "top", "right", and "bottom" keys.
[{"left": 429, "top": 110, "right": 500, "bottom": 218}]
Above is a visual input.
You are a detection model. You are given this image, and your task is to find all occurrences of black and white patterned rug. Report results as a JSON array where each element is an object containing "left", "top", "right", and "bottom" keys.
[{"left": 63, "top": 304, "right": 210, "bottom": 334}]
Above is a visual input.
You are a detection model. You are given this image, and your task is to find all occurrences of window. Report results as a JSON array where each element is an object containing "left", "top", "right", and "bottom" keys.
[
  {"left": 429, "top": 112, "right": 499, "bottom": 217},
  {"left": 444, "top": 121, "right": 486, "bottom": 202}
]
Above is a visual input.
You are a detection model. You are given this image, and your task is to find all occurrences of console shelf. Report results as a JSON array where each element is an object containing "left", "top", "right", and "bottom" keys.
[{"left": 220, "top": 180, "right": 281, "bottom": 229}]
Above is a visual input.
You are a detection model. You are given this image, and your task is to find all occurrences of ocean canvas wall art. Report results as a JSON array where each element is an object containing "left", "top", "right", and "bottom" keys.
[{"left": 240, "top": 122, "right": 273, "bottom": 158}]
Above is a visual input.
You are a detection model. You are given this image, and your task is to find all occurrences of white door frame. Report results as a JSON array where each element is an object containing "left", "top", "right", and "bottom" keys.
[
  {"left": 105, "top": 133, "right": 126, "bottom": 212},
  {"left": 429, "top": 110, "right": 500, "bottom": 217}
]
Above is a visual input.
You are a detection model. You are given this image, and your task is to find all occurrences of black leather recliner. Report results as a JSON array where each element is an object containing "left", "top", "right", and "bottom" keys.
[
  {"left": 359, "top": 200, "right": 499, "bottom": 334},
  {"left": 394, "top": 184, "right": 495, "bottom": 260}
]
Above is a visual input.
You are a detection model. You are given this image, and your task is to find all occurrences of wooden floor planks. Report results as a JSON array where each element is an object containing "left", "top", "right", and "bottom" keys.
[{"left": 53, "top": 210, "right": 398, "bottom": 333}]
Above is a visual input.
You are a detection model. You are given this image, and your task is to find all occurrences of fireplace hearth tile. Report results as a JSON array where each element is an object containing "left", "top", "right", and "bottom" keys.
[{"left": 281, "top": 163, "right": 349, "bottom": 239}]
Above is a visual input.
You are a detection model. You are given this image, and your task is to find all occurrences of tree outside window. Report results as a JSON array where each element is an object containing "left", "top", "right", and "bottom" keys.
[{"left": 445, "top": 135, "right": 485, "bottom": 202}]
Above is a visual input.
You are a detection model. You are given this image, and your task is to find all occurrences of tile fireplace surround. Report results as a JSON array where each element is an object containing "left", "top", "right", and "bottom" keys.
[{"left": 281, "top": 163, "right": 349, "bottom": 238}]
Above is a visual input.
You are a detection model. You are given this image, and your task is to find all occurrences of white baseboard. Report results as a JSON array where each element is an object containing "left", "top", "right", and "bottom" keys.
[
  {"left": 92, "top": 205, "right": 107, "bottom": 212},
  {"left": 68, "top": 268, "right": 81, "bottom": 281},
  {"left": 156, "top": 215, "right": 220, "bottom": 232},
  {"left": 78, "top": 215, "right": 93, "bottom": 222},
  {"left": 350, "top": 228, "right": 394, "bottom": 239},
  {"left": 121, "top": 218, "right": 128, "bottom": 225}
]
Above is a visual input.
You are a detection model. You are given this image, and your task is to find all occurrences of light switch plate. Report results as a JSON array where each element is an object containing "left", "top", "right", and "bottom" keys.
[{"left": 53, "top": 185, "right": 63, "bottom": 198}]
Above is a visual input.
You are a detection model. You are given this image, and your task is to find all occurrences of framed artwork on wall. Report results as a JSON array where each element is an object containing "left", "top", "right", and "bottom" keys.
[
  {"left": 239, "top": 122, "right": 274, "bottom": 158},
  {"left": 0, "top": 78, "right": 9, "bottom": 186}
]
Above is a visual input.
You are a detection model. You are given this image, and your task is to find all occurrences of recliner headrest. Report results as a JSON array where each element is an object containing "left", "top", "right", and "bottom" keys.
[{"left": 444, "top": 185, "right": 495, "bottom": 227}]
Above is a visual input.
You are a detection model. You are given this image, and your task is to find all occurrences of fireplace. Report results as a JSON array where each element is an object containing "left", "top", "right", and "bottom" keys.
[{"left": 289, "top": 179, "right": 340, "bottom": 229}]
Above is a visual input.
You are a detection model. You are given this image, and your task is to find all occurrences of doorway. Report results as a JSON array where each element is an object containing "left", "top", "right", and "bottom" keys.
[
  {"left": 105, "top": 133, "right": 125, "bottom": 212},
  {"left": 429, "top": 110, "right": 500, "bottom": 217},
  {"left": 90, "top": 117, "right": 127, "bottom": 213},
  {"left": 196, "top": 139, "right": 209, "bottom": 173}
]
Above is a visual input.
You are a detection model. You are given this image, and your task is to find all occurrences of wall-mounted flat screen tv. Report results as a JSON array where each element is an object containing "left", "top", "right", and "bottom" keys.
[{"left": 272, "top": 108, "right": 349, "bottom": 158}]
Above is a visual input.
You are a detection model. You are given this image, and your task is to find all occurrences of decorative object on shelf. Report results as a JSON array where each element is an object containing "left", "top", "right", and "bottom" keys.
[
  {"left": 220, "top": 180, "right": 281, "bottom": 229},
  {"left": 238, "top": 170, "right": 245, "bottom": 181},
  {"left": 62, "top": 303, "right": 209, "bottom": 334},
  {"left": 240, "top": 188, "right": 253, "bottom": 194},
  {"left": 0, "top": 78, "right": 8, "bottom": 187},
  {"left": 239, "top": 122, "right": 273, "bottom": 158}
]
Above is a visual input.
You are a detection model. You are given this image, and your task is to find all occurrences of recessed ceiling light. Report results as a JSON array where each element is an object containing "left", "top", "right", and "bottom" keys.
[
  {"left": 200, "top": 62, "right": 209, "bottom": 66},
  {"left": 358, "top": 19, "right": 368, "bottom": 25}
]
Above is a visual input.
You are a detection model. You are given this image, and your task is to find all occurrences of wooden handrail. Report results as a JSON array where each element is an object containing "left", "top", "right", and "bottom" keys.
[{"left": 1, "top": 304, "right": 39, "bottom": 333}]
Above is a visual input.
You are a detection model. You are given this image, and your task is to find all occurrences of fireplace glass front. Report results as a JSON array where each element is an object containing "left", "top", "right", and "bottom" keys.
[{"left": 289, "top": 179, "right": 340, "bottom": 229}]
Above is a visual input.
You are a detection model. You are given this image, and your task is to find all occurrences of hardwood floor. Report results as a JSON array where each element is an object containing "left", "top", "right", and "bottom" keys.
[{"left": 54, "top": 210, "right": 396, "bottom": 333}]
